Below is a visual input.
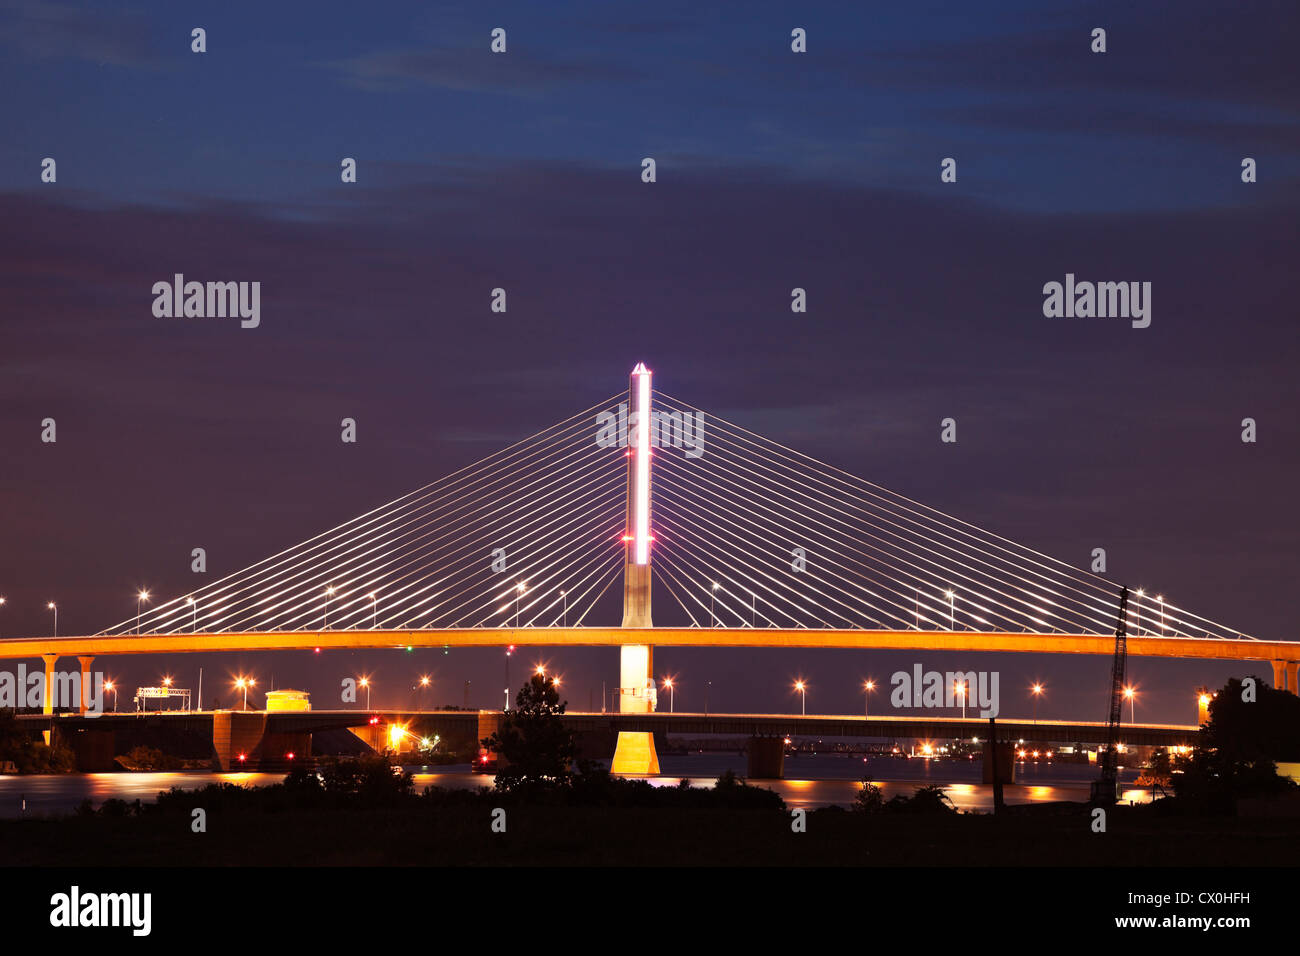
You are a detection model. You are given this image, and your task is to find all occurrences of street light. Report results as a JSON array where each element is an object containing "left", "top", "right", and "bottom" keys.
[
  {"left": 357, "top": 676, "right": 371, "bottom": 710},
  {"left": 0, "top": 596, "right": 6, "bottom": 638},
  {"left": 187, "top": 596, "right": 196, "bottom": 631},
  {"left": 863, "top": 679, "right": 875, "bottom": 716},
  {"left": 104, "top": 680, "right": 118, "bottom": 712},
  {"left": 136, "top": 589, "right": 150, "bottom": 634},
  {"left": 794, "top": 679, "right": 807, "bottom": 716},
  {"left": 945, "top": 589, "right": 956, "bottom": 630},
  {"left": 1031, "top": 682, "right": 1044, "bottom": 724},
  {"left": 710, "top": 582, "right": 719, "bottom": 626},
  {"left": 662, "top": 676, "right": 674, "bottom": 713},
  {"left": 1157, "top": 595, "right": 1165, "bottom": 635},
  {"left": 1123, "top": 685, "right": 1136, "bottom": 724},
  {"left": 954, "top": 678, "right": 967, "bottom": 719},
  {"left": 324, "top": 585, "right": 335, "bottom": 629},
  {"left": 234, "top": 676, "right": 255, "bottom": 710},
  {"left": 47, "top": 601, "right": 57, "bottom": 636},
  {"left": 369, "top": 592, "right": 378, "bottom": 629},
  {"left": 515, "top": 581, "right": 527, "bottom": 627},
  {"left": 504, "top": 645, "right": 514, "bottom": 710},
  {"left": 559, "top": 589, "right": 567, "bottom": 627}
]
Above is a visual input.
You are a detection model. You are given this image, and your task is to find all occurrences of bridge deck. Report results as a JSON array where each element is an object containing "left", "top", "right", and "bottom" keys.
[
  {"left": 0, "top": 627, "right": 1291, "bottom": 661},
  {"left": 17, "top": 709, "right": 1200, "bottom": 746}
]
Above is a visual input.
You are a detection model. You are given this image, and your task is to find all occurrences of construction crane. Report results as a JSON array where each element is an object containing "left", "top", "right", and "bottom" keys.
[{"left": 1091, "top": 586, "right": 1129, "bottom": 804}]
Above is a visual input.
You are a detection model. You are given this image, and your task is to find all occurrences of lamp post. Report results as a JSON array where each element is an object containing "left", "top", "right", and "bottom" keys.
[
  {"left": 0, "top": 596, "right": 6, "bottom": 638},
  {"left": 370, "top": 592, "right": 378, "bottom": 629},
  {"left": 47, "top": 601, "right": 57, "bottom": 637},
  {"left": 187, "top": 596, "right": 196, "bottom": 631},
  {"left": 794, "top": 679, "right": 807, "bottom": 716},
  {"left": 104, "top": 680, "right": 117, "bottom": 712},
  {"left": 1123, "top": 685, "right": 1136, "bottom": 724},
  {"left": 136, "top": 589, "right": 150, "bottom": 634},
  {"left": 863, "top": 679, "right": 875, "bottom": 716},
  {"left": 954, "top": 678, "right": 967, "bottom": 719},
  {"left": 504, "top": 645, "right": 513, "bottom": 710},
  {"left": 946, "top": 589, "right": 955, "bottom": 630},
  {"left": 324, "top": 586, "right": 335, "bottom": 629},
  {"left": 1031, "top": 683, "right": 1044, "bottom": 724},
  {"left": 1157, "top": 595, "right": 1165, "bottom": 635},
  {"left": 710, "top": 582, "right": 719, "bottom": 626},
  {"left": 359, "top": 676, "right": 371, "bottom": 710},
  {"left": 418, "top": 674, "right": 430, "bottom": 709},
  {"left": 705, "top": 680, "right": 711, "bottom": 716},
  {"left": 663, "top": 677, "right": 674, "bottom": 713},
  {"left": 515, "top": 581, "right": 527, "bottom": 627},
  {"left": 560, "top": 589, "right": 567, "bottom": 627},
  {"left": 234, "top": 676, "right": 255, "bottom": 710}
]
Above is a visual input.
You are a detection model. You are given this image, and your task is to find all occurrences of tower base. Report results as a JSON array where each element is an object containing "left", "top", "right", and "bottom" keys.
[{"left": 611, "top": 731, "right": 660, "bottom": 775}]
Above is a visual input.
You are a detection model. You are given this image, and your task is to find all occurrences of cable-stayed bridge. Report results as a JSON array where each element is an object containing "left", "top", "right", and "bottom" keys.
[{"left": 4, "top": 364, "right": 1296, "bottom": 771}]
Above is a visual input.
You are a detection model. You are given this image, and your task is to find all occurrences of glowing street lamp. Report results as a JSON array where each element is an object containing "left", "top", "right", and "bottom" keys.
[
  {"left": 1123, "top": 685, "right": 1137, "bottom": 724},
  {"left": 369, "top": 592, "right": 378, "bottom": 629},
  {"left": 559, "top": 589, "right": 567, "bottom": 627},
  {"left": 710, "top": 582, "right": 720, "bottom": 627},
  {"left": 324, "top": 585, "right": 336, "bottom": 629},
  {"left": 1031, "top": 682, "right": 1044, "bottom": 725},
  {"left": 234, "top": 676, "right": 255, "bottom": 710},
  {"left": 954, "top": 678, "right": 967, "bottom": 719},
  {"left": 794, "top": 679, "right": 807, "bottom": 716},
  {"left": 515, "top": 581, "right": 527, "bottom": 627},
  {"left": 104, "top": 679, "right": 118, "bottom": 712},
  {"left": 359, "top": 676, "right": 371, "bottom": 710},
  {"left": 186, "top": 596, "right": 196, "bottom": 631},
  {"left": 47, "top": 601, "right": 57, "bottom": 637},
  {"left": 136, "top": 589, "right": 150, "bottom": 634},
  {"left": 945, "top": 589, "right": 956, "bottom": 630},
  {"left": 0, "top": 595, "right": 6, "bottom": 639},
  {"left": 863, "top": 679, "right": 875, "bottom": 716},
  {"left": 662, "top": 676, "right": 675, "bottom": 713},
  {"left": 504, "top": 644, "right": 514, "bottom": 710}
]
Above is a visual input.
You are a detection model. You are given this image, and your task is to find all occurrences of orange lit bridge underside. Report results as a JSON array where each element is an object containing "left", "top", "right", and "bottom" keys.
[{"left": 0, "top": 628, "right": 1294, "bottom": 662}]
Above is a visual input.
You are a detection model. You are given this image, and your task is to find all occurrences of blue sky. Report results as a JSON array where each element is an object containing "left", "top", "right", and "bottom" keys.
[{"left": 1, "top": 0, "right": 1297, "bottom": 722}]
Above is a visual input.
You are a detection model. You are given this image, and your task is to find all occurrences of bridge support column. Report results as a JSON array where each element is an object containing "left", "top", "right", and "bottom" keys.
[
  {"left": 611, "top": 643, "right": 659, "bottom": 775},
  {"left": 1287, "top": 661, "right": 1299, "bottom": 695},
  {"left": 41, "top": 653, "right": 58, "bottom": 746},
  {"left": 1272, "top": 660, "right": 1288, "bottom": 692},
  {"left": 77, "top": 656, "right": 94, "bottom": 715},
  {"left": 747, "top": 736, "right": 785, "bottom": 779}
]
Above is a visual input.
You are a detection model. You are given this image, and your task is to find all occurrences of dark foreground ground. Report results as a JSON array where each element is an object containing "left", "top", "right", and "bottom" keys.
[{"left": 3, "top": 802, "right": 1297, "bottom": 866}]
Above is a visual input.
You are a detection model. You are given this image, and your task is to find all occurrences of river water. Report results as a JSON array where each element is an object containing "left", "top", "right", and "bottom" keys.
[{"left": 0, "top": 754, "right": 1153, "bottom": 818}]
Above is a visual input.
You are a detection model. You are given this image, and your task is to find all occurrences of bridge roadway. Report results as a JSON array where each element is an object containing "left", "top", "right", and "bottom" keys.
[
  {"left": 0, "top": 626, "right": 1295, "bottom": 662},
  {"left": 16, "top": 709, "right": 1200, "bottom": 747}
]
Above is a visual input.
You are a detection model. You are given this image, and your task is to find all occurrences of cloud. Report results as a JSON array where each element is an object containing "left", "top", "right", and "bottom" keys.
[
  {"left": 326, "top": 44, "right": 641, "bottom": 95},
  {"left": 0, "top": 0, "right": 162, "bottom": 69}
]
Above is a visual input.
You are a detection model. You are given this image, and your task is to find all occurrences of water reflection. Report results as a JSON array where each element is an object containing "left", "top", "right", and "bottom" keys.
[{"left": 0, "top": 755, "right": 1150, "bottom": 817}]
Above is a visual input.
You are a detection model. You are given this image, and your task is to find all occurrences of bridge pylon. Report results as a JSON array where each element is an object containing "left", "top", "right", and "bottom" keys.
[{"left": 611, "top": 362, "right": 660, "bottom": 774}]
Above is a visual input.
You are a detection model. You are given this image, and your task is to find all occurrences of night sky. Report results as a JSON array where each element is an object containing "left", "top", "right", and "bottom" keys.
[{"left": 2, "top": 0, "right": 1297, "bottom": 725}]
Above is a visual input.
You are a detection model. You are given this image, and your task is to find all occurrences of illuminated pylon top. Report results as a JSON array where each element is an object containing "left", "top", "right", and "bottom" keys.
[{"left": 628, "top": 363, "right": 652, "bottom": 566}]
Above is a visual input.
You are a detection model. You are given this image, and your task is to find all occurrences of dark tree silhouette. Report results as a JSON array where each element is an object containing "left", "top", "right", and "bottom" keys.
[
  {"left": 1172, "top": 675, "right": 1300, "bottom": 811},
  {"left": 481, "top": 674, "right": 576, "bottom": 793}
]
